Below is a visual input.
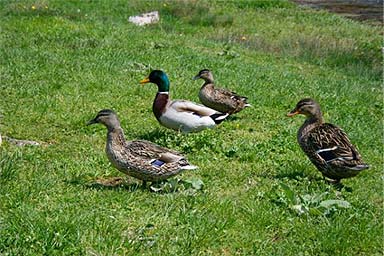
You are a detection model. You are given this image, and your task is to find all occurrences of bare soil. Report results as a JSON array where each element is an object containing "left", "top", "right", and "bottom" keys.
[{"left": 292, "top": 0, "right": 383, "bottom": 24}]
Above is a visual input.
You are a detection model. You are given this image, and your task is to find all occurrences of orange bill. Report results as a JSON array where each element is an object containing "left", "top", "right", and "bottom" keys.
[
  {"left": 287, "top": 110, "right": 299, "bottom": 117},
  {"left": 140, "top": 77, "right": 150, "bottom": 84}
]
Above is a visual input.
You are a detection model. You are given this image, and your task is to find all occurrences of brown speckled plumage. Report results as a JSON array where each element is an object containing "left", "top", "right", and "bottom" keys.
[
  {"left": 193, "top": 69, "right": 251, "bottom": 114},
  {"left": 288, "top": 98, "right": 368, "bottom": 183},
  {"left": 88, "top": 109, "right": 197, "bottom": 184}
]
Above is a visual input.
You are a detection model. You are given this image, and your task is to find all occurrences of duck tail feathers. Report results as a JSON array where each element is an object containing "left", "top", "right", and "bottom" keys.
[
  {"left": 181, "top": 165, "right": 198, "bottom": 170},
  {"left": 210, "top": 113, "right": 229, "bottom": 124},
  {"left": 349, "top": 164, "right": 369, "bottom": 171}
]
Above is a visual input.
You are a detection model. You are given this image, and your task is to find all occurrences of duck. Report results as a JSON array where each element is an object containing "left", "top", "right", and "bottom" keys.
[
  {"left": 140, "top": 70, "right": 228, "bottom": 133},
  {"left": 193, "top": 69, "right": 251, "bottom": 115},
  {"left": 287, "top": 98, "right": 369, "bottom": 183},
  {"left": 87, "top": 109, "right": 197, "bottom": 186}
]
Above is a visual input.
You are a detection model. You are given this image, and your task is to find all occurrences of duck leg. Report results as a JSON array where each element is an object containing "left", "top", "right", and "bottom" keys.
[
  {"left": 328, "top": 179, "right": 341, "bottom": 184},
  {"left": 322, "top": 175, "right": 341, "bottom": 185}
]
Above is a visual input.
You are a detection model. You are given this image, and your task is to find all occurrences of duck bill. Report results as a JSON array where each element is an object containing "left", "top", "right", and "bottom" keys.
[
  {"left": 140, "top": 77, "right": 150, "bottom": 84},
  {"left": 192, "top": 75, "right": 200, "bottom": 80},
  {"left": 287, "top": 110, "right": 299, "bottom": 117},
  {"left": 87, "top": 119, "right": 97, "bottom": 125}
]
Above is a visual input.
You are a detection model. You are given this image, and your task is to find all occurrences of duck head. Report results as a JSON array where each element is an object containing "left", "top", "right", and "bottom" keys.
[
  {"left": 87, "top": 109, "right": 121, "bottom": 130},
  {"left": 193, "top": 69, "right": 214, "bottom": 83},
  {"left": 287, "top": 98, "right": 322, "bottom": 120},
  {"left": 140, "top": 70, "right": 170, "bottom": 92}
]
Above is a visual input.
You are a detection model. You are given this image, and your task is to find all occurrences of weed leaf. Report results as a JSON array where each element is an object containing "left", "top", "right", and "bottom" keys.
[
  {"left": 280, "top": 182, "right": 296, "bottom": 204},
  {"left": 320, "top": 199, "right": 351, "bottom": 209}
]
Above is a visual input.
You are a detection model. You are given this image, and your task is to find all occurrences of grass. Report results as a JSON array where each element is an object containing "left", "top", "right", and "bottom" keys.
[{"left": 0, "top": 0, "right": 382, "bottom": 255}]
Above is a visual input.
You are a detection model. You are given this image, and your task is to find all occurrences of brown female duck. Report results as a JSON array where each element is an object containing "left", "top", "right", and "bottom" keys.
[
  {"left": 193, "top": 69, "right": 251, "bottom": 115},
  {"left": 287, "top": 98, "right": 369, "bottom": 183},
  {"left": 87, "top": 109, "right": 197, "bottom": 186}
]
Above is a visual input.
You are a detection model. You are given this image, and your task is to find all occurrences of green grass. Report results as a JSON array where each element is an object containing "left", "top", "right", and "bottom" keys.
[{"left": 0, "top": 0, "right": 382, "bottom": 255}]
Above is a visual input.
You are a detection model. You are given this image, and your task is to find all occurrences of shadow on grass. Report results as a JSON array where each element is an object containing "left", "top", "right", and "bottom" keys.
[
  {"left": 226, "top": 115, "right": 239, "bottom": 121},
  {"left": 66, "top": 176, "right": 143, "bottom": 192},
  {"left": 84, "top": 177, "right": 204, "bottom": 194},
  {"left": 274, "top": 170, "right": 353, "bottom": 192},
  {"left": 327, "top": 181, "right": 353, "bottom": 192},
  {"left": 274, "top": 170, "right": 318, "bottom": 181},
  {"left": 85, "top": 177, "right": 143, "bottom": 192}
]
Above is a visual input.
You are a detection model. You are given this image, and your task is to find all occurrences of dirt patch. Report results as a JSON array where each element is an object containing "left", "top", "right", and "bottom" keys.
[{"left": 292, "top": 0, "right": 383, "bottom": 24}]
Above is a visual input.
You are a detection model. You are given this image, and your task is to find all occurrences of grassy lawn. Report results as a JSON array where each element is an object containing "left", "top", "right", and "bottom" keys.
[{"left": 0, "top": 0, "right": 382, "bottom": 255}]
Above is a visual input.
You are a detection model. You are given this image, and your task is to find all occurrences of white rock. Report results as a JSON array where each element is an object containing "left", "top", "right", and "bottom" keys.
[{"left": 128, "top": 11, "right": 159, "bottom": 26}]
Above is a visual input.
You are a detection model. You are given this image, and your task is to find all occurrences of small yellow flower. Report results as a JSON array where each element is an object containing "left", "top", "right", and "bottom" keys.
[
  {"left": 31, "top": 5, "right": 36, "bottom": 10},
  {"left": 45, "top": 5, "right": 48, "bottom": 9},
  {"left": 241, "top": 36, "right": 246, "bottom": 41}
]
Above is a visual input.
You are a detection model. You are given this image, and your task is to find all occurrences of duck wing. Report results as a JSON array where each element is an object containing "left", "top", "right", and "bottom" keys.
[
  {"left": 170, "top": 100, "right": 218, "bottom": 116},
  {"left": 217, "top": 88, "right": 247, "bottom": 100},
  {"left": 126, "top": 140, "right": 186, "bottom": 163},
  {"left": 212, "top": 88, "right": 249, "bottom": 106},
  {"left": 307, "top": 123, "right": 367, "bottom": 169},
  {"left": 118, "top": 140, "right": 197, "bottom": 181}
]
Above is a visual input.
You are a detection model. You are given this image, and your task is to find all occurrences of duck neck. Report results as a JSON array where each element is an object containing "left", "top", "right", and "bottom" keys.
[
  {"left": 306, "top": 109, "right": 324, "bottom": 125},
  {"left": 106, "top": 126, "right": 126, "bottom": 149},
  {"left": 298, "top": 114, "right": 324, "bottom": 141},
  {"left": 156, "top": 78, "right": 170, "bottom": 93},
  {"left": 202, "top": 81, "right": 214, "bottom": 90},
  {"left": 153, "top": 92, "right": 169, "bottom": 121},
  {"left": 202, "top": 75, "right": 214, "bottom": 86}
]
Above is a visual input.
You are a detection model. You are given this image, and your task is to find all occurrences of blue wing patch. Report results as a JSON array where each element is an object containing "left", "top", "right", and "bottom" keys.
[{"left": 151, "top": 159, "right": 165, "bottom": 167}]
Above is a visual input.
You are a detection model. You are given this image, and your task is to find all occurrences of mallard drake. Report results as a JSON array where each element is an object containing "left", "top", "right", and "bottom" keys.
[
  {"left": 193, "top": 69, "right": 251, "bottom": 114},
  {"left": 87, "top": 109, "right": 197, "bottom": 186},
  {"left": 287, "top": 98, "right": 369, "bottom": 183},
  {"left": 140, "top": 70, "right": 228, "bottom": 133}
]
